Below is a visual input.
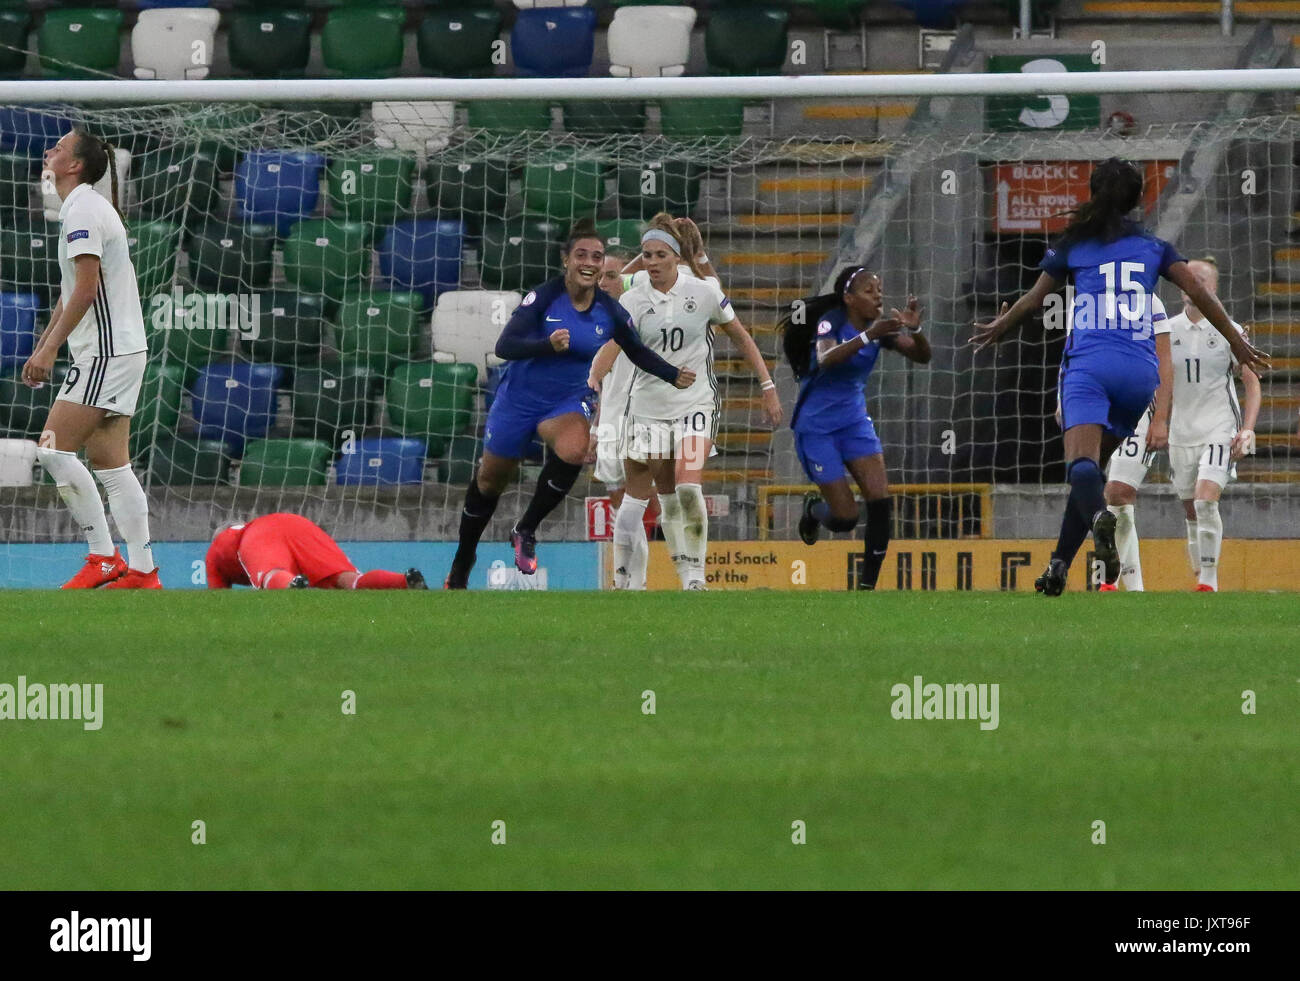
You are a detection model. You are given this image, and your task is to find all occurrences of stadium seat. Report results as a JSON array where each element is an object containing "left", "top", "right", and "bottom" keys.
[
  {"left": 595, "top": 218, "right": 643, "bottom": 252},
  {"left": 615, "top": 160, "right": 701, "bottom": 218},
  {"left": 281, "top": 219, "right": 372, "bottom": 308},
  {"left": 371, "top": 102, "right": 456, "bottom": 158},
  {"left": 522, "top": 156, "right": 605, "bottom": 222},
  {"left": 335, "top": 291, "right": 424, "bottom": 373},
  {"left": 0, "top": 107, "right": 69, "bottom": 159},
  {"left": 40, "top": 146, "right": 130, "bottom": 223},
  {"left": 377, "top": 219, "right": 464, "bottom": 306},
  {"left": 0, "top": 153, "right": 34, "bottom": 213},
  {"left": 132, "top": 7, "right": 220, "bottom": 80},
  {"left": 188, "top": 221, "right": 276, "bottom": 294},
  {"left": 478, "top": 216, "right": 564, "bottom": 292},
  {"left": 384, "top": 362, "right": 477, "bottom": 456},
  {"left": 127, "top": 362, "right": 185, "bottom": 459},
  {"left": 706, "top": 8, "right": 788, "bottom": 74},
  {"left": 423, "top": 158, "right": 511, "bottom": 230},
  {"left": 466, "top": 100, "right": 553, "bottom": 135},
  {"left": 417, "top": 8, "right": 502, "bottom": 77},
  {"left": 322, "top": 5, "right": 406, "bottom": 78},
  {"left": 0, "top": 224, "right": 60, "bottom": 302},
  {"left": 0, "top": 292, "right": 38, "bottom": 376},
  {"left": 0, "top": 7, "right": 30, "bottom": 79},
  {"left": 235, "top": 150, "right": 326, "bottom": 237},
  {"left": 607, "top": 6, "right": 695, "bottom": 78},
  {"left": 147, "top": 437, "right": 231, "bottom": 485},
  {"left": 0, "top": 438, "right": 37, "bottom": 487},
  {"left": 138, "top": 1, "right": 213, "bottom": 8},
  {"left": 327, "top": 154, "right": 415, "bottom": 226},
  {"left": 434, "top": 433, "right": 480, "bottom": 485},
  {"left": 511, "top": 8, "right": 596, "bottom": 78},
  {"left": 241, "top": 290, "right": 327, "bottom": 365},
  {"left": 804, "top": 0, "right": 869, "bottom": 28},
  {"left": 196, "top": 104, "right": 261, "bottom": 175},
  {"left": 144, "top": 291, "right": 238, "bottom": 385},
  {"left": 0, "top": 366, "right": 63, "bottom": 439},
  {"left": 562, "top": 101, "right": 646, "bottom": 137},
  {"left": 133, "top": 143, "right": 218, "bottom": 225},
  {"left": 227, "top": 9, "right": 312, "bottom": 79},
  {"left": 127, "top": 220, "right": 183, "bottom": 299},
  {"left": 38, "top": 8, "right": 123, "bottom": 79},
  {"left": 238, "top": 438, "right": 333, "bottom": 487},
  {"left": 430, "top": 289, "right": 519, "bottom": 370},
  {"left": 190, "top": 362, "right": 284, "bottom": 457},
  {"left": 903, "top": 0, "right": 970, "bottom": 29},
  {"left": 512, "top": 0, "right": 590, "bottom": 7},
  {"left": 659, "top": 98, "right": 746, "bottom": 139},
  {"left": 291, "top": 361, "right": 375, "bottom": 446},
  {"left": 336, "top": 436, "right": 426, "bottom": 486}
]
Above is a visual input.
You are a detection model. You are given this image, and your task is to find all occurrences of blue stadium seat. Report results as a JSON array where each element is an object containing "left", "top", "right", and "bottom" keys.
[
  {"left": 0, "top": 292, "right": 39, "bottom": 376},
  {"left": 234, "top": 150, "right": 326, "bottom": 237},
  {"left": 511, "top": 8, "right": 596, "bottom": 78},
  {"left": 377, "top": 219, "right": 464, "bottom": 306},
  {"left": 900, "top": 0, "right": 969, "bottom": 29},
  {"left": 336, "top": 436, "right": 426, "bottom": 486},
  {"left": 190, "top": 362, "right": 284, "bottom": 457},
  {"left": 0, "top": 107, "right": 70, "bottom": 158}
]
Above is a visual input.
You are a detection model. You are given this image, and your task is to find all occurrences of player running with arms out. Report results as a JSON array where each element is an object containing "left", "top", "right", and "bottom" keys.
[
  {"left": 206, "top": 513, "right": 427, "bottom": 589},
  {"left": 971, "top": 158, "right": 1268, "bottom": 594},
  {"left": 22, "top": 128, "right": 160, "bottom": 589},
  {"left": 444, "top": 220, "right": 694, "bottom": 589},
  {"left": 591, "top": 214, "right": 781, "bottom": 590},
  {"left": 781, "top": 266, "right": 930, "bottom": 591}
]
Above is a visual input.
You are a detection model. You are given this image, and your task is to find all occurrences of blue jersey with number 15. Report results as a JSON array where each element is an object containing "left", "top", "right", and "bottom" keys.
[{"left": 1040, "top": 225, "right": 1183, "bottom": 371}]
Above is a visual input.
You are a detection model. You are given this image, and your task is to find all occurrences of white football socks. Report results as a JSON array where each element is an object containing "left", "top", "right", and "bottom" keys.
[
  {"left": 676, "top": 482, "right": 708, "bottom": 588},
  {"left": 612, "top": 495, "right": 649, "bottom": 590},
  {"left": 1184, "top": 518, "right": 1200, "bottom": 578},
  {"left": 37, "top": 448, "right": 114, "bottom": 557},
  {"left": 94, "top": 464, "right": 155, "bottom": 573},
  {"left": 1108, "top": 503, "right": 1143, "bottom": 591},
  {"left": 657, "top": 492, "right": 690, "bottom": 588},
  {"left": 1194, "top": 498, "right": 1222, "bottom": 590}
]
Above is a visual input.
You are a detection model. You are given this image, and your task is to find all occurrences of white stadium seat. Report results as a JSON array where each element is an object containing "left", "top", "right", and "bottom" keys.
[
  {"left": 41, "top": 147, "right": 130, "bottom": 222},
  {"left": 0, "top": 440, "right": 38, "bottom": 487},
  {"left": 372, "top": 101, "right": 456, "bottom": 162},
  {"left": 431, "top": 290, "right": 521, "bottom": 372},
  {"left": 131, "top": 8, "right": 220, "bottom": 81},
  {"left": 607, "top": 6, "right": 697, "bottom": 78}
]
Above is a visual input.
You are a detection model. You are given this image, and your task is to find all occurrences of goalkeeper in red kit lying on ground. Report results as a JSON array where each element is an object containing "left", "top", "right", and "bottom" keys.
[{"left": 206, "top": 513, "right": 427, "bottom": 590}]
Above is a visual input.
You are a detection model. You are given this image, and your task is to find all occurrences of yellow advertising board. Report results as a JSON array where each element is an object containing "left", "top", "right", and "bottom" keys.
[{"left": 629, "top": 540, "right": 1300, "bottom": 592}]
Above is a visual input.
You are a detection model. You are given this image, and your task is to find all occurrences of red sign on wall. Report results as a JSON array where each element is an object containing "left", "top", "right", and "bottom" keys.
[{"left": 991, "top": 160, "right": 1176, "bottom": 233}]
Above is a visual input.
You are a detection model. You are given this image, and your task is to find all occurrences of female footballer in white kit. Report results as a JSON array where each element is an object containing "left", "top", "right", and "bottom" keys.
[
  {"left": 592, "top": 215, "right": 781, "bottom": 589},
  {"left": 21, "top": 128, "right": 160, "bottom": 589}
]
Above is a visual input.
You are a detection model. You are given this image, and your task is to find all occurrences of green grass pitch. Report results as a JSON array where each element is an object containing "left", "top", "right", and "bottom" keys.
[{"left": 3, "top": 591, "right": 1296, "bottom": 890}]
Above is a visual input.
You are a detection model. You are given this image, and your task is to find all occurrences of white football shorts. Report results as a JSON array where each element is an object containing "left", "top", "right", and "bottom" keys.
[
  {"left": 626, "top": 406, "right": 718, "bottom": 465},
  {"left": 55, "top": 351, "right": 147, "bottom": 418},
  {"left": 1169, "top": 442, "right": 1234, "bottom": 500}
]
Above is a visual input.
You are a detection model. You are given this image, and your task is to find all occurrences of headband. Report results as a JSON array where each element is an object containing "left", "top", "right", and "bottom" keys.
[
  {"left": 641, "top": 229, "right": 681, "bottom": 256},
  {"left": 842, "top": 266, "right": 868, "bottom": 295}
]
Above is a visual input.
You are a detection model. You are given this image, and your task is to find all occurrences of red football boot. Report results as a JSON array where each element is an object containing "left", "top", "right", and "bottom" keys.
[
  {"left": 61, "top": 551, "right": 127, "bottom": 589},
  {"left": 101, "top": 567, "right": 163, "bottom": 590},
  {"left": 1193, "top": 583, "right": 1215, "bottom": 593}
]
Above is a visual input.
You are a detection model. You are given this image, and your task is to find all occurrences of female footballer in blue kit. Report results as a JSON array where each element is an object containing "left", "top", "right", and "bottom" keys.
[
  {"left": 971, "top": 158, "right": 1268, "bottom": 594},
  {"left": 781, "top": 265, "right": 930, "bottom": 591},
  {"left": 444, "top": 220, "right": 695, "bottom": 589}
]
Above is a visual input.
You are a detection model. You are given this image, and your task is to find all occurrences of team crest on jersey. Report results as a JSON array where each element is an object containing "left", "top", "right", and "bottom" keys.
[
  {"left": 684, "top": 297, "right": 698, "bottom": 313},
  {"left": 521, "top": 291, "right": 537, "bottom": 306},
  {"left": 595, "top": 325, "right": 605, "bottom": 336},
  {"left": 66, "top": 229, "right": 89, "bottom": 243},
  {"left": 816, "top": 319, "right": 832, "bottom": 336}
]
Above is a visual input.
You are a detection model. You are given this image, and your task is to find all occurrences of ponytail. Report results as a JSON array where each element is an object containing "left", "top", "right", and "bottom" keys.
[
  {"left": 780, "top": 265, "right": 868, "bottom": 380},
  {"left": 1059, "top": 157, "right": 1143, "bottom": 245},
  {"left": 644, "top": 212, "right": 709, "bottom": 280},
  {"left": 69, "top": 127, "right": 125, "bottom": 223}
]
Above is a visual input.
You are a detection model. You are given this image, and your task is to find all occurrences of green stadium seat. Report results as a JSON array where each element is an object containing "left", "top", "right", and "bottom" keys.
[
  {"left": 242, "top": 290, "right": 327, "bottom": 365},
  {"left": 0, "top": 7, "right": 30, "bottom": 78},
  {"left": 127, "top": 220, "right": 183, "bottom": 299},
  {"left": 562, "top": 101, "right": 647, "bottom": 138},
  {"left": 188, "top": 221, "right": 276, "bottom": 294},
  {"left": 148, "top": 437, "right": 230, "bottom": 485},
  {"left": 423, "top": 158, "right": 511, "bottom": 231},
  {"left": 327, "top": 154, "right": 416, "bottom": 226},
  {"left": 128, "top": 362, "right": 185, "bottom": 458},
  {"left": 706, "top": 8, "right": 789, "bottom": 74},
  {"left": 0, "top": 153, "right": 34, "bottom": 213},
  {"left": 38, "top": 8, "right": 123, "bottom": 79},
  {"left": 385, "top": 362, "right": 477, "bottom": 457},
  {"left": 335, "top": 291, "right": 424, "bottom": 373},
  {"left": 291, "top": 361, "right": 375, "bottom": 447},
  {"left": 659, "top": 98, "right": 746, "bottom": 139},
  {"left": 281, "top": 219, "right": 372, "bottom": 307},
  {"left": 615, "top": 160, "right": 702, "bottom": 219},
  {"left": 0, "top": 367, "right": 64, "bottom": 438},
  {"left": 133, "top": 144, "right": 218, "bottom": 226},
  {"left": 522, "top": 155, "right": 605, "bottom": 223},
  {"left": 467, "top": 100, "right": 553, "bottom": 136},
  {"left": 417, "top": 8, "right": 502, "bottom": 77},
  {"left": 478, "top": 216, "right": 564, "bottom": 292},
  {"left": 238, "top": 438, "right": 334, "bottom": 487},
  {"left": 595, "top": 219, "right": 644, "bottom": 254},
  {"left": 434, "top": 433, "right": 481, "bottom": 485},
  {"left": 322, "top": 6, "right": 405, "bottom": 78},
  {"left": 143, "top": 291, "right": 238, "bottom": 386},
  {"left": 227, "top": 9, "right": 312, "bottom": 79},
  {"left": 194, "top": 104, "right": 263, "bottom": 175},
  {"left": 801, "top": 0, "right": 869, "bottom": 29},
  {"left": 0, "top": 224, "right": 60, "bottom": 302}
]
